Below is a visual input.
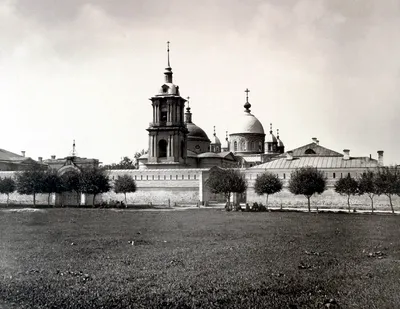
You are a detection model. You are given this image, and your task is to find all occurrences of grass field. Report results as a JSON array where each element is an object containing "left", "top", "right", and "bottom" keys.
[{"left": 1, "top": 208, "right": 400, "bottom": 308}]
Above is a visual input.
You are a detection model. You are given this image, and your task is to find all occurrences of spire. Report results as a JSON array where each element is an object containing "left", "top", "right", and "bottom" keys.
[
  {"left": 164, "top": 41, "right": 173, "bottom": 83},
  {"left": 213, "top": 126, "right": 216, "bottom": 136},
  {"left": 277, "top": 128, "right": 280, "bottom": 139},
  {"left": 184, "top": 96, "right": 192, "bottom": 123},
  {"left": 270, "top": 123, "right": 273, "bottom": 134},
  {"left": 244, "top": 88, "right": 251, "bottom": 113}
]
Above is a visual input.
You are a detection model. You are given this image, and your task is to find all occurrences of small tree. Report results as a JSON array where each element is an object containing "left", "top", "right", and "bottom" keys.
[
  {"left": 288, "top": 167, "right": 326, "bottom": 212},
  {"left": 114, "top": 174, "right": 137, "bottom": 205},
  {"left": 42, "top": 169, "right": 64, "bottom": 206},
  {"left": 0, "top": 177, "right": 16, "bottom": 206},
  {"left": 60, "top": 170, "right": 82, "bottom": 206},
  {"left": 358, "top": 171, "right": 378, "bottom": 213},
  {"left": 254, "top": 173, "right": 283, "bottom": 209},
  {"left": 16, "top": 164, "right": 46, "bottom": 206},
  {"left": 80, "top": 167, "right": 111, "bottom": 206},
  {"left": 205, "top": 168, "right": 247, "bottom": 209},
  {"left": 374, "top": 166, "right": 400, "bottom": 214},
  {"left": 334, "top": 175, "right": 359, "bottom": 212}
]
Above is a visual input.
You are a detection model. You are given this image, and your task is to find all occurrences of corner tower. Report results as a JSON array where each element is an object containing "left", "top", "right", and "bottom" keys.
[{"left": 146, "top": 42, "right": 188, "bottom": 168}]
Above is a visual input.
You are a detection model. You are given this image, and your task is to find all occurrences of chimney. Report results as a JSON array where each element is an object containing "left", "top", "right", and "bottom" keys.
[
  {"left": 38, "top": 157, "right": 43, "bottom": 162},
  {"left": 377, "top": 150, "right": 384, "bottom": 166},
  {"left": 312, "top": 137, "right": 319, "bottom": 145},
  {"left": 51, "top": 155, "right": 56, "bottom": 160},
  {"left": 343, "top": 149, "right": 350, "bottom": 160},
  {"left": 21, "top": 151, "right": 25, "bottom": 157},
  {"left": 286, "top": 151, "right": 293, "bottom": 161}
]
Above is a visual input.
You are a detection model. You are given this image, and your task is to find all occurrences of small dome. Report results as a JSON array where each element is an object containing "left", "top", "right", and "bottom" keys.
[
  {"left": 158, "top": 83, "right": 180, "bottom": 96},
  {"left": 230, "top": 112, "right": 265, "bottom": 135},
  {"left": 266, "top": 132, "right": 277, "bottom": 143},
  {"left": 187, "top": 122, "right": 210, "bottom": 142},
  {"left": 277, "top": 137, "right": 284, "bottom": 147},
  {"left": 211, "top": 134, "right": 221, "bottom": 145}
]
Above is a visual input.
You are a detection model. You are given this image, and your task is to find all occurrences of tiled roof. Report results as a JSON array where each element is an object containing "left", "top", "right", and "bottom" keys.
[{"left": 251, "top": 156, "right": 379, "bottom": 169}]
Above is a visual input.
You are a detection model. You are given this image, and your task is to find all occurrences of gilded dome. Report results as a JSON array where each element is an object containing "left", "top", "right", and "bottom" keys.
[
  {"left": 187, "top": 122, "right": 210, "bottom": 142},
  {"left": 230, "top": 112, "right": 265, "bottom": 135}
]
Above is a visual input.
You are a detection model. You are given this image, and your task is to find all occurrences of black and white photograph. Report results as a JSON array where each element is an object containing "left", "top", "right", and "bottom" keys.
[{"left": 1, "top": 0, "right": 400, "bottom": 308}]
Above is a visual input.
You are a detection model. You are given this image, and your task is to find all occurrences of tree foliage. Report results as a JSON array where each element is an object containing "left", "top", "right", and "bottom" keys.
[
  {"left": 254, "top": 173, "right": 283, "bottom": 208},
  {"left": 0, "top": 177, "right": 16, "bottom": 206},
  {"left": 358, "top": 171, "right": 378, "bottom": 213},
  {"left": 42, "top": 169, "right": 64, "bottom": 206},
  {"left": 205, "top": 168, "right": 247, "bottom": 206},
  {"left": 288, "top": 167, "right": 326, "bottom": 212},
  {"left": 15, "top": 163, "right": 46, "bottom": 206},
  {"left": 60, "top": 170, "right": 82, "bottom": 206},
  {"left": 374, "top": 166, "right": 400, "bottom": 214},
  {"left": 80, "top": 167, "right": 111, "bottom": 206},
  {"left": 334, "top": 175, "right": 359, "bottom": 212},
  {"left": 114, "top": 174, "right": 137, "bottom": 205}
]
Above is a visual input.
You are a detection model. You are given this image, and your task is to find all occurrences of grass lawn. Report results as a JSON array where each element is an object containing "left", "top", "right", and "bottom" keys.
[{"left": 1, "top": 208, "right": 400, "bottom": 308}]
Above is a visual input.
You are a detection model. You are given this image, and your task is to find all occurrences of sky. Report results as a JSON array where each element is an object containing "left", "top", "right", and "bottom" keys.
[{"left": 1, "top": 0, "right": 399, "bottom": 165}]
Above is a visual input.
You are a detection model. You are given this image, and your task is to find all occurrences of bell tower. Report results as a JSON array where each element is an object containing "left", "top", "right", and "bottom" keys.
[{"left": 146, "top": 42, "right": 188, "bottom": 168}]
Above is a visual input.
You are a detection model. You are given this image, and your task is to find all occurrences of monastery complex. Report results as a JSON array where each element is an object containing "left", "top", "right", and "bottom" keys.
[{"left": 0, "top": 44, "right": 394, "bottom": 209}]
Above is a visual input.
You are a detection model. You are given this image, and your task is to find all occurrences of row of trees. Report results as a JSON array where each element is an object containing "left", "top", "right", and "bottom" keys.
[
  {"left": 205, "top": 166, "right": 400, "bottom": 213},
  {"left": 0, "top": 164, "right": 137, "bottom": 206}
]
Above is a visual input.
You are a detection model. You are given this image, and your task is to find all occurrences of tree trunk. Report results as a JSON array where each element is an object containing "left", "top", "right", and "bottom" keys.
[
  {"left": 266, "top": 195, "right": 269, "bottom": 210},
  {"left": 388, "top": 195, "right": 394, "bottom": 214},
  {"left": 347, "top": 195, "right": 351, "bottom": 213},
  {"left": 307, "top": 196, "right": 311, "bottom": 212},
  {"left": 369, "top": 194, "right": 374, "bottom": 214},
  {"left": 48, "top": 193, "right": 51, "bottom": 206},
  {"left": 6, "top": 193, "right": 9, "bottom": 207},
  {"left": 124, "top": 193, "right": 127, "bottom": 205},
  {"left": 76, "top": 192, "right": 80, "bottom": 206},
  {"left": 92, "top": 194, "right": 96, "bottom": 207},
  {"left": 33, "top": 193, "right": 36, "bottom": 207}
]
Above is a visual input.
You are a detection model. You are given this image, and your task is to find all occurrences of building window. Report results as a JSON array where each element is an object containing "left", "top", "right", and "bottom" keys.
[
  {"left": 158, "top": 139, "right": 167, "bottom": 157},
  {"left": 348, "top": 173, "right": 350, "bottom": 177},
  {"left": 188, "top": 175, "right": 190, "bottom": 179},
  {"left": 333, "top": 173, "right": 335, "bottom": 179},
  {"left": 305, "top": 149, "right": 316, "bottom": 154},
  {"left": 251, "top": 141, "right": 255, "bottom": 150},
  {"left": 176, "top": 175, "right": 178, "bottom": 180},
  {"left": 146, "top": 175, "right": 149, "bottom": 180},
  {"left": 134, "top": 175, "right": 137, "bottom": 180},
  {"left": 283, "top": 173, "right": 286, "bottom": 179},
  {"left": 152, "top": 175, "right": 154, "bottom": 180},
  {"left": 234, "top": 141, "right": 237, "bottom": 151},
  {"left": 164, "top": 175, "right": 166, "bottom": 180},
  {"left": 182, "top": 175, "right": 184, "bottom": 180},
  {"left": 181, "top": 141, "right": 185, "bottom": 158},
  {"left": 194, "top": 175, "right": 196, "bottom": 180},
  {"left": 170, "top": 175, "right": 172, "bottom": 180},
  {"left": 141, "top": 175, "right": 143, "bottom": 180}
]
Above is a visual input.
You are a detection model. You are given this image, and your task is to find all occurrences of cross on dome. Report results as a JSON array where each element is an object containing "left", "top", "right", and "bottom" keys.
[{"left": 244, "top": 88, "right": 251, "bottom": 113}]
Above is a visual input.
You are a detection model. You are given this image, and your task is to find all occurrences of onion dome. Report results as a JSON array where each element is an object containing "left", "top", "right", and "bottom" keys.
[
  {"left": 211, "top": 126, "right": 221, "bottom": 145},
  {"left": 277, "top": 129, "right": 284, "bottom": 147},
  {"left": 230, "top": 89, "right": 265, "bottom": 135},
  {"left": 266, "top": 123, "right": 277, "bottom": 143},
  {"left": 185, "top": 98, "right": 210, "bottom": 142}
]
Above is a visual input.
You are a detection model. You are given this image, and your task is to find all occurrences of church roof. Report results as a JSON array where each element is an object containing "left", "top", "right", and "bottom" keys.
[
  {"left": 230, "top": 112, "right": 265, "bottom": 135},
  {"left": 251, "top": 156, "right": 379, "bottom": 170},
  {"left": 187, "top": 122, "right": 210, "bottom": 142}
]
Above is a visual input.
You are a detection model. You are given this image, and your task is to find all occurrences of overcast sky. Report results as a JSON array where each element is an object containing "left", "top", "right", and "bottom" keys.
[{"left": 1, "top": 0, "right": 399, "bottom": 165}]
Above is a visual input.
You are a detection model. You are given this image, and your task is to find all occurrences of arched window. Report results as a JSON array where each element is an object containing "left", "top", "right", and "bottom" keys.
[
  {"left": 234, "top": 141, "right": 238, "bottom": 151},
  {"left": 305, "top": 149, "right": 316, "bottom": 154},
  {"left": 160, "top": 103, "right": 168, "bottom": 122},
  {"left": 158, "top": 139, "right": 167, "bottom": 157},
  {"left": 251, "top": 141, "right": 255, "bottom": 150},
  {"left": 241, "top": 141, "right": 246, "bottom": 151}
]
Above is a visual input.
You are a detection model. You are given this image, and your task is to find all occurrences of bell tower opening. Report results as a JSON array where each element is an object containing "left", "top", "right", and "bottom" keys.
[{"left": 159, "top": 140, "right": 167, "bottom": 158}]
